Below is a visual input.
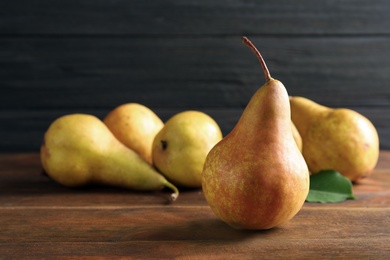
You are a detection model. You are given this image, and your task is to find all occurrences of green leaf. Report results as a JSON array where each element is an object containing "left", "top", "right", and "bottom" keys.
[{"left": 306, "top": 170, "right": 357, "bottom": 203}]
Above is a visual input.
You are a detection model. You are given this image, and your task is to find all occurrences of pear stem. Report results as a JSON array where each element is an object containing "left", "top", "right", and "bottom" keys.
[
  {"left": 164, "top": 180, "right": 179, "bottom": 203},
  {"left": 242, "top": 36, "right": 272, "bottom": 82}
]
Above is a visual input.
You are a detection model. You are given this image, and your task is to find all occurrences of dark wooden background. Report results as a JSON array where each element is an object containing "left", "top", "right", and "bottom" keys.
[{"left": 1, "top": 0, "right": 389, "bottom": 152}]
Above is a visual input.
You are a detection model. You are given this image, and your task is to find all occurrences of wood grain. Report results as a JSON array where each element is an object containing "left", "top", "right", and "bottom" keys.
[
  {"left": 1, "top": 1, "right": 389, "bottom": 152},
  {"left": 2, "top": 37, "right": 389, "bottom": 109},
  {"left": 1, "top": 37, "right": 390, "bottom": 151},
  {"left": 1, "top": 0, "right": 389, "bottom": 35},
  {"left": 1, "top": 152, "right": 390, "bottom": 258}
]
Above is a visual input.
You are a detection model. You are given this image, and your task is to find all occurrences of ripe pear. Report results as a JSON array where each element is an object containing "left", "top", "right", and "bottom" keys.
[
  {"left": 152, "top": 111, "right": 223, "bottom": 188},
  {"left": 290, "top": 96, "right": 379, "bottom": 182},
  {"left": 40, "top": 114, "right": 179, "bottom": 201},
  {"left": 291, "top": 121, "right": 303, "bottom": 152},
  {"left": 103, "top": 103, "right": 164, "bottom": 164},
  {"left": 202, "top": 37, "right": 309, "bottom": 230}
]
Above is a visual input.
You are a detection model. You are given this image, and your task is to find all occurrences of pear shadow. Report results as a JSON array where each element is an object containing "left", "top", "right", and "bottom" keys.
[
  {"left": 129, "top": 217, "right": 281, "bottom": 244},
  {"left": 2, "top": 169, "right": 174, "bottom": 205}
]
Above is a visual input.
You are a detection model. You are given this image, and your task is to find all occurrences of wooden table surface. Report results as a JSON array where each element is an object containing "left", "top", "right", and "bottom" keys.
[{"left": 1, "top": 151, "right": 390, "bottom": 259}]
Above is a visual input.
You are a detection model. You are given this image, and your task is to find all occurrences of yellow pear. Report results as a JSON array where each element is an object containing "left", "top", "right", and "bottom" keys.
[
  {"left": 152, "top": 111, "right": 223, "bottom": 188},
  {"left": 40, "top": 114, "right": 179, "bottom": 201},
  {"left": 202, "top": 37, "right": 309, "bottom": 230},
  {"left": 290, "top": 96, "right": 379, "bottom": 182},
  {"left": 103, "top": 103, "right": 164, "bottom": 164},
  {"left": 291, "top": 121, "right": 303, "bottom": 152}
]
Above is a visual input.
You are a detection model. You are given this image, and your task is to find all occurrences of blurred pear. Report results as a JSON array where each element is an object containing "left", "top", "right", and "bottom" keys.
[
  {"left": 152, "top": 111, "right": 223, "bottom": 188},
  {"left": 41, "top": 114, "right": 179, "bottom": 201},
  {"left": 104, "top": 103, "right": 164, "bottom": 164},
  {"left": 290, "top": 96, "right": 379, "bottom": 182}
]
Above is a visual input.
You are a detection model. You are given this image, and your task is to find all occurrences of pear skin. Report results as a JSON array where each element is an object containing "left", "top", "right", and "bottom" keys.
[
  {"left": 291, "top": 121, "right": 303, "bottom": 152},
  {"left": 152, "top": 111, "right": 223, "bottom": 188},
  {"left": 41, "top": 114, "right": 178, "bottom": 201},
  {"left": 104, "top": 103, "right": 164, "bottom": 164},
  {"left": 290, "top": 96, "right": 379, "bottom": 182},
  {"left": 202, "top": 37, "right": 309, "bottom": 230}
]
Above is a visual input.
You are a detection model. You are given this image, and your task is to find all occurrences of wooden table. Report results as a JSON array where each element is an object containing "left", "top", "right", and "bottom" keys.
[{"left": 1, "top": 152, "right": 390, "bottom": 259}]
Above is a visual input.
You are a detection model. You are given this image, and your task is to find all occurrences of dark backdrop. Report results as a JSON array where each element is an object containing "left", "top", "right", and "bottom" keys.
[{"left": 1, "top": 1, "right": 389, "bottom": 152}]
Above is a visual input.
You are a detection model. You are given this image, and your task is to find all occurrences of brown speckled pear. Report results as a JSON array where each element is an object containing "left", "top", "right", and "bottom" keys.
[
  {"left": 202, "top": 37, "right": 309, "bottom": 230},
  {"left": 41, "top": 114, "right": 178, "bottom": 202},
  {"left": 290, "top": 96, "right": 379, "bottom": 182}
]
